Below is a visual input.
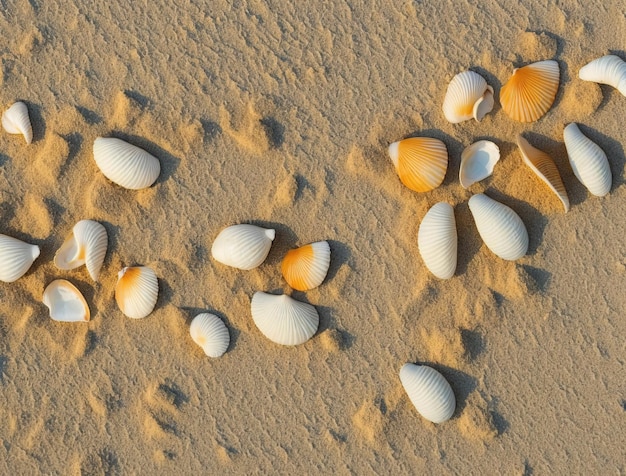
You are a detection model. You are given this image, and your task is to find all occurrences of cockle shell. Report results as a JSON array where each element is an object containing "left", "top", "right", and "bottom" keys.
[
  {"left": 43, "top": 280, "right": 90, "bottom": 322},
  {"left": 0, "top": 234, "right": 40, "bottom": 283},
  {"left": 190, "top": 313, "right": 230, "bottom": 358},
  {"left": 417, "top": 203, "right": 457, "bottom": 279},
  {"left": 93, "top": 137, "right": 161, "bottom": 190},
  {"left": 578, "top": 55, "right": 626, "bottom": 96},
  {"left": 399, "top": 363, "right": 456, "bottom": 424},
  {"left": 442, "top": 70, "right": 494, "bottom": 123},
  {"left": 281, "top": 241, "right": 331, "bottom": 291},
  {"left": 459, "top": 140, "right": 500, "bottom": 188},
  {"left": 211, "top": 224, "right": 275, "bottom": 270},
  {"left": 388, "top": 137, "right": 448, "bottom": 193},
  {"left": 115, "top": 266, "right": 159, "bottom": 319},
  {"left": 2, "top": 102, "right": 33, "bottom": 144},
  {"left": 54, "top": 220, "right": 108, "bottom": 281}
]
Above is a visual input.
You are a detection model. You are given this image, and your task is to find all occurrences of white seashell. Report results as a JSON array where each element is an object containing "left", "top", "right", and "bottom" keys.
[
  {"left": 92, "top": 137, "right": 161, "bottom": 190},
  {"left": 43, "top": 280, "right": 90, "bottom": 322},
  {"left": 211, "top": 224, "right": 275, "bottom": 270},
  {"left": 54, "top": 220, "right": 108, "bottom": 281},
  {"left": 2, "top": 102, "right": 33, "bottom": 144},
  {"left": 563, "top": 123, "right": 612, "bottom": 197},
  {"left": 459, "top": 140, "right": 500, "bottom": 188},
  {"left": 115, "top": 266, "right": 158, "bottom": 319},
  {"left": 281, "top": 241, "right": 331, "bottom": 291},
  {"left": 250, "top": 292, "right": 319, "bottom": 346},
  {"left": 578, "top": 55, "right": 626, "bottom": 96},
  {"left": 399, "top": 363, "right": 456, "bottom": 424},
  {"left": 468, "top": 194, "right": 529, "bottom": 261},
  {"left": 418, "top": 203, "right": 457, "bottom": 279},
  {"left": 0, "top": 234, "right": 40, "bottom": 282},
  {"left": 190, "top": 313, "right": 230, "bottom": 357},
  {"left": 442, "top": 70, "right": 494, "bottom": 123}
]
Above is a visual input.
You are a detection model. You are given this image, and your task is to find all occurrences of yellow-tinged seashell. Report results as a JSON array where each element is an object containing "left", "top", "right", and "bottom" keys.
[
  {"left": 2, "top": 102, "right": 32, "bottom": 144},
  {"left": 54, "top": 220, "right": 108, "bottom": 281},
  {"left": 281, "top": 241, "right": 331, "bottom": 291},
  {"left": 93, "top": 137, "right": 161, "bottom": 190},
  {"left": 115, "top": 266, "right": 159, "bottom": 319},
  {"left": 442, "top": 70, "right": 494, "bottom": 123},
  {"left": 0, "top": 234, "right": 40, "bottom": 283},
  {"left": 459, "top": 140, "right": 500, "bottom": 188},
  {"left": 400, "top": 363, "right": 456, "bottom": 424},
  {"left": 190, "top": 313, "right": 230, "bottom": 358},
  {"left": 388, "top": 137, "right": 448, "bottom": 193},
  {"left": 578, "top": 55, "right": 626, "bottom": 96},
  {"left": 43, "top": 280, "right": 90, "bottom": 322}
]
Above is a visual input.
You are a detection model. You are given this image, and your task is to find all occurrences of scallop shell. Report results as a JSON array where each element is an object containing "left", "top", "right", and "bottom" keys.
[
  {"left": 468, "top": 194, "right": 529, "bottom": 261},
  {"left": 54, "top": 220, "right": 108, "bottom": 281},
  {"left": 459, "top": 140, "right": 500, "bottom": 188},
  {"left": 190, "top": 313, "right": 230, "bottom": 358},
  {"left": 43, "top": 280, "right": 90, "bottom": 322},
  {"left": 442, "top": 70, "right": 494, "bottom": 123},
  {"left": 281, "top": 241, "right": 331, "bottom": 291},
  {"left": 399, "top": 363, "right": 456, "bottom": 424},
  {"left": 0, "top": 234, "right": 40, "bottom": 283},
  {"left": 500, "top": 60, "right": 560, "bottom": 122},
  {"left": 578, "top": 55, "right": 626, "bottom": 96},
  {"left": 388, "top": 137, "right": 448, "bottom": 193},
  {"left": 211, "top": 224, "right": 275, "bottom": 270},
  {"left": 2, "top": 102, "right": 33, "bottom": 144},
  {"left": 563, "top": 123, "right": 612, "bottom": 197},
  {"left": 417, "top": 203, "right": 457, "bottom": 279},
  {"left": 93, "top": 137, "right": 161, "bottom": 190},
  {"left": 115, "top": 266, "right": 159, "bottom": 319},
  {"left": 250, "top": 292, "right": 319, "bottom": 346}
]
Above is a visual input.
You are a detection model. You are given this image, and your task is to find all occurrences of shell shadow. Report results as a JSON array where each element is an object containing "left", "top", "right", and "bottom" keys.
[
  {"left": 260, "top": 117, "right": 285, "bottom": 149},
  {"left": 22, "top": 100, "right": 45, "bottom": 143},
  {"left": 59, "top": 132, "right": 84, "bottom": 178},
  {"left": 75, "top": 106, "right": 103, "bottom": 125},
  {"left": 99, "top": 221, "right": 122, "bottom": 268},
  {"left": 154, "top": 276, "right": 174, "bottom": 313},
  {"left": 326, "top": 240, "right": 351, "bottom": 281},
  {"left": 454, "top": 200, "right": 483, "bottom": 276},
  {"left": 180, "top": 306, "right": 241, "bottom": 353},
  {"left": 248, "top": 220, "right": 297, "bottom": 266},
  {"left": 406, "top": 129, "right": 466, "bottom": 188},
  {"left": 417, "top": 362, "right": 478, "bottom": 417},
  {"left": 575, "top": 123, "right": 625, "bottom": 189},
  {"left": 200, "top": 119, "right": 222, "bottom": 142}
]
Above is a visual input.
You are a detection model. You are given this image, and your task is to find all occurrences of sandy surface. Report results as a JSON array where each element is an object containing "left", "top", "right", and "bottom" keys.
[{"left": 1, "top": 0, "right": 625, "bottom": 474}]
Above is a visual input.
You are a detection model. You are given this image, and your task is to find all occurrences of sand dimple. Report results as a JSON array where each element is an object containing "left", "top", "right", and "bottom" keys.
[{"left": 352, "top": 400, "right": 386, "bottom": 444}]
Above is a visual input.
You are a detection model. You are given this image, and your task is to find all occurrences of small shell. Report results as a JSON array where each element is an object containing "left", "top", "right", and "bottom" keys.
[
  {"left": 250, "top": 292, "right": 319, "bottom": 346},
  {"left": 442, "top": 70, "right": 494, "bottom": 123},
  {"left": 563, "top": 123, "right": 612, "bottom": 197},
  {"left": 468, "top": 194, "right": 529, "bottom": 261},
  {"left": 399, "top": 363, "right": 456, "bottom": 424},
  {"left": 115, "top": 266, "right": 159, "bottom": 319},
  {"left": 190, "top": 313, "right": 230, "bottom": 358},
  {"left": 0, "top": 234, "right": 40, "bottom": 283},
  {"left": 388, "top": 137, "right": 448, "bottom": 193},
  {"left": 211, "top": 224, "right": 275, "bottom": 270},
  {"left": 2, "top": 102, "right": 33, "bottom": 144},
  {"left": 417, "top": 203, "right": 457, "bottom": 279},
  {"left": 459, "top": 140, "right": 500, "bottom": 188},
  {"left": 43, "top": 280, "right": 90, "bottom": 322},
  {"left": 578, "top": 55, "right": 626, "bottom": 96},
  {"left": 281, "top": 241, "right": 331, "bottom": 291},
  {"left": 93, "top": 137, "right": 161, "bottom": 190},
  {"left": 54, "top": 220, "right": 108, "bottom": 281}
]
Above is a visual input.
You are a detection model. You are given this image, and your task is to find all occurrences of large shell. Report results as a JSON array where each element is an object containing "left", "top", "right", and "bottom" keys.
[
  {"left": 54, "top": 220, "right": 108, "bottom": 281},
  {"left": 399, "top": 363, "right": 456, "bottom": 424},
  {"left": 2, "top": 102, "right": 33, "bottom": 144},
  {"left": 281, "top": 241, "right": 331, "bottom": 291},
  {"left": 442, "top": 70, "right": 494, "bottom": 123},
  {"left": 468, "top": 194, "right": 529, "bottom": 261},
  {"left": 459, "top": 140, "right": 500, "bottom": 188},
  {"left": 93, "top": 137, "right": 161, "bottom": 190},
  {"left": 250, "top": 292, "right": 319, "bottom": 346},
  {"left": 563, "top": 123, "right": 612, "bottom": 197},
  {"left": 115, "top": 266, "right": 159, "bottom": 319},
  {"left": 578, "top": 55, "right": 626, "bottom": 96},
  {"left": 190, "top": 313, "right": 230, "bottom": 358},
  {"left": 43, "top": 280, "right": 90, "bottom": 322},
  {"left": 0, "top": 234, "right": 40, "bottom": 283},
  {"left": 388, "top": 137, "right": 448, "bottom": 193},
  {"left": 417, "top": 203, "right": 457, "bottom": 279},
  {"left": 211, "top": 224, "right": 275, "bottom": 270}
]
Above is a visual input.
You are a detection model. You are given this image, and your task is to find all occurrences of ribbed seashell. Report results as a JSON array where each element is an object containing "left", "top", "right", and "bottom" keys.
[
  {"left": 516, "top": 135, "right": 570, "bottom": 212},
  {"left": 388, "top": 137, "right": 448, "bottom": 193},
  {"left": 54, "top": 220, "right": 108, "bottom": 281},
  {"left": 0, "top": 234, "right": 40, "bottom": 283},
  {"left": 563, "top": 123, "right": 612, "bottom": 197},
  {"left": 250, "top": 292, "right": 319, "bottom": 346},
  {"left": 468, "top": 194, "right": 529, "bottom": 261},
  {"left": 115, "top": 266, "right": 158, "bottom": 319},
  {"left": 281, "top": 241, "right": 331, "bottom": 291},
  {"left": 442, "top": 70, "right": 494, "bottom": 123},
  {"left": 190, "top": 313, "right": 230, "bottom": 357},
  {"left": 500, "top": 60, "right": 560, "bottom": 122},
  {"left": 43, "top": 280, "right": 90, "bottom": 322},
  {"left": 459, "top": 140, "right": 500, "bottom": 188},
  {"left": 578, "top": 55, "right": 626, "bottom": 96},
  {"left": 399, "top": 363, "right": 456, "bottom": 424},
  {"left": 417, "top": 203, "right": 457, "bottom": 279},
  {"left": 2, "top": 102, "right": 33, "bottom": 144},
  {"left": 92, "top": 137, "right": 161, "bottom": 190},
  {"left": 211, "top": 224, "right": 275, "bottom": 270}
]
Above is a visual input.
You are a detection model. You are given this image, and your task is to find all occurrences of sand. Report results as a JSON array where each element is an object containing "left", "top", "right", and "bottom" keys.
[{"left": 0, "top": 1, "right": 625, "bottom": 474}]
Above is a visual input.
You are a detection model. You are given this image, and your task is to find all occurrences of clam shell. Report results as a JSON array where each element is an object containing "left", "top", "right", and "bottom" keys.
[
  {"left": 93, "top": 137, "right": 161, "bottom": 190},
  {"left": 388, "top": 137, "right": 448, "bottom": 193},
  {"left": 417, "top": 203, "right": 457, "bottom": 279},
  {"left": 459, "top": 140, "right": 500, "bottom": 188},
  {"left": 211, "top": 224, "right": 275, "bottom": 270},
  {"left": 0, "top": 234, "right": 40, "bottom": 283},
  {"left": 578, "top": 55, "right": 626, "bottom": 96},
  {"left": 54, "top": 220, "right": 108, "bottom": 281},
  {"left": 43, "top": 280, "right": 90, "bottom": 322},
  {"left": 250, "top": 292, "right": 319, "bottom": 346},
  {"left": 281, "top": 241, "right": 331, "bottom": 291},
  {"left": 442, "top": 70, "right": 494, "bottom": 123},
  {"left": 190, "top": 313, "right": 230, "bottom": 358},
  {"left": 115, "top": 266, "right": 159, "bottom": 319},
  {"left": 399, "top": 363, "right": 456, "bottom": 424},
  {"left": 2, "top": 102, "right": 33, "bottom": 144},
  {"left": 468, "top": 194, "right": 529, "bottom": 261}
]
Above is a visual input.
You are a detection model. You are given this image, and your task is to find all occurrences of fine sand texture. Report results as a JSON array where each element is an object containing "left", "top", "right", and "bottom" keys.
[{"left": 1, "top": 1, "right": 625, "bottom": 474}]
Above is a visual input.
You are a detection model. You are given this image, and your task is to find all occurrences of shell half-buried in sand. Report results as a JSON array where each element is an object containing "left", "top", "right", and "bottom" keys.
[
  {"left": 417, "top": 202, "right": 457, "bottom": 280},
  {"left": 115, "top": 266, "right": 159, "bottom": 319},
  {"left": 281, "top": 241, "right": 331, "bottom": 291},
  {"left": 93, "top": 137, "right": 161, "bottom": 190},
  {"left": 0, "top": 234, "right": 40, "bottom": 283},
  {"left": 211, "top": 224, "right": 275, "bottom": 270},
  {"left": 190, "top": 313, "right": 230, "bottom": 358},
  {"left": 388, "top": 137, "right": 448, "bottom": 193},
  {"left": 2, "top": 101, "right": 33, "bottom": 144},
  {"left": 54, "top": 220, "right": 108, "bottom": 281},
  {"left": 459, "top": 140, "right": 500, "bottom": 188},
  {"left": 442, "top": 70, "right": 494, "bottom": 123},
  {"left": 399, "top": 363, "right": 456, "bottom": 424},
  {"left": 578, "top": 54, "right": 626, "bottom": 97},
  {"left": 43, "top": 279, "right": 90, "bottom": 322}
]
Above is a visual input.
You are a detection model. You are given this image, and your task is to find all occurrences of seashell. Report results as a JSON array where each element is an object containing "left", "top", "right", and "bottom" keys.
[
  {"left": 459, "top": 140, "right": 500, "bottom": 188},
  {"left": 2, "top": 102, "right": 33, "bottom": 144},
  {"left": 250, "top": 292, "right": 319, "bottom": 346},
  {"left": 468, "top": 194, "right": 529, "bottom": 261},
  {"left": 516, "top": 135, "right": 570, "bottom": 212},
  {"left": 42, "top": 280, "right": 90, "bottom": 322},
  {"left": 92, "top": 137, "right": 161, "bottom": 190},
  {"left": 500, "top": 60, "right": 560, "bottom": 122},
  {"left": 563, "top": 123, "right": 612, "bottom": 197},
  {"left": 115, "top": 266, "right": 158, "bottom": 319},
  {"left": 442, "top": 70, "right": 494, "bottom": 123},
  {"left": 399, "top": 363, "right": 456, "bottom": 424},
  {"left": 578, "top": 55, "right": 626, "bottom": 96},
  {"left": 190, "top": 313, "right": 230, "bottom": 358},
  {"left": 281, "top": 241, "right": 331, "bottom": 291},
  {"left": 211, "top": 224, "right": 275, "bottom": 270},
  {"left": 417, "top": 203, "right": 457, "bottom": 279},
  {"left": 0, "top": 234, "right": 40, "bottom": 283},
  {"left": 54, "top": 220, "right": 108, "bottom": 281},
  {"left": 388, "top": 137, "right": 448, "bottom": 193}
]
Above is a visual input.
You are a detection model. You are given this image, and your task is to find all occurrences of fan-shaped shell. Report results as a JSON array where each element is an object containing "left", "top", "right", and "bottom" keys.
[
  {"left": 388, "top": 137, "right": 448, "bottom": 193},
  {"left": 399, "top": 363, "right": 456, "bottom": 424},
  {"left": 54, "top": 220, "right": 108, "bottom": 281},
  {"left": 418, "top": 203, "right": 457, "bottom": 279},
  {"left": 93, "top": 137, "right": 161, "bottom": 190},
  {"left": 468, "top": 194, "right": 529, "bottom": 261},
  {"left": 2, "top": 102, "right": 33, "bottom": 144},
  {"left": 250, "top": 292, "right": 319, "bottom": 346},
  {"left": 442, "top": 70, "right": 494, "bottom": 123},
  {"left": 190, "top": 313, "right": 230, "bottom": 357},
  {"left": 0, "top": 234, "right": 40, "bottom": 283},
  {"left": 500, "top": 60, "right": 560, "bottom": 122},
  {"left": 281, "top": 241, "right": 331, "bottom": 291},
  {"left": 578, "top": 55, "right": 626, "bottom": 96},
  {"left": 459, "top": 140, "right": 500, "bottom": 188},
  {"left": 211, "top": 224, "right": 275, "bottom": 270},
  {"left": 43, "top": 280, "right": 90, "bottom": 322},
  {"left": 115, "top": 266, "right": 159, "bottom": 319}
]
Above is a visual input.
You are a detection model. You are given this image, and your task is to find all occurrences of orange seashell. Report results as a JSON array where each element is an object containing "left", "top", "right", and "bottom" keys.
[
  {"left": 281, "top": 241, "right": 331, "bottom": 291},
  {"left": 388, "top": 137, "right": 448, "bottom": 192}
]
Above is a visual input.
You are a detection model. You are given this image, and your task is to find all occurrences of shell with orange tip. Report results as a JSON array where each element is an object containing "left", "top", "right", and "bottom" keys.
[
  {"left": 190, "top": 313, "right": 230, "bottom": 358},
  {"left": 54, "top": 220, "right": 108, "bottom": 281},
  {"left": 442, "top": 70, "right": 494, "bottom": 123},
  {"left": 115, "top": 266, "right": 159, "bottom": 319},
  {"left": 2, "top": 102, "right": 32, "bottom": 144},
  {"left": 43, "top": 280, "right": 90, "bottom": 322},
  {"left": 281, "top": 241, "right": 331, "bottom": 291},
  {"left": 388, "top": 137, "right": 448, "bottom": 193}
]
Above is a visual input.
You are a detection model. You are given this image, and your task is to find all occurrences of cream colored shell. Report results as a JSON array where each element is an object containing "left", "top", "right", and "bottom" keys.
[
  {"left": 399, "top": 363, "right": 456, "bottom": 424},
  {"left": 115, "top": 266, "right": 159, "bottom": 319},
  {"left": 0, "top": 234, "right": 40, "bottom": 282},
  {"left": 190, "top": 313, "right": 230, "bottom": 358},
  {"left": 417, "top": 203, "right": 457, "bottom": 279},
  {"left": 442, "top": 70, "right": 494, "bottom": 123},
  {"left": 93, "top": 137, "right": 161, "bottom": 190},
  {"left": 578, "top": 55, "right": 626, "bottom": 96},
  {"left": 54, "top": 220, "right": 108, "bottom": 281},
  {"left": 459, "top": 140, "right": 500, "bottom": 188},
  {"left": 2, "top": 101, "right": 33, "bottom": 144},
  {"left": 43, "top": 280, "right": 90, "bottom": 322},
  {"left": 211, "top": 224, "right": 275, "bottom": 270}
]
